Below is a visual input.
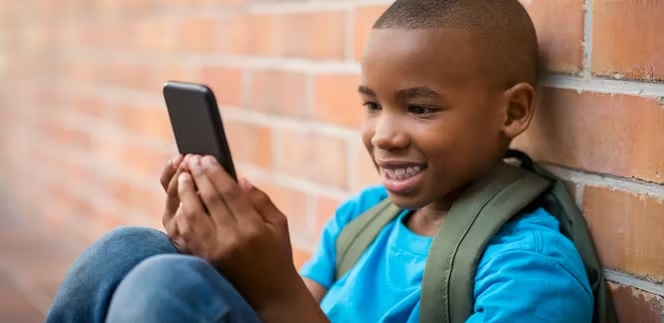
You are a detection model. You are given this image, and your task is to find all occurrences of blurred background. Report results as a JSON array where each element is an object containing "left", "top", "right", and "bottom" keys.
[{"left": 0, "top": 0, "right": 663, "bottom": 322}]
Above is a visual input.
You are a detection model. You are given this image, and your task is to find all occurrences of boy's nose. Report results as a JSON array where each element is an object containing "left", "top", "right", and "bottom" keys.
[{"left": 370, "top": 116, "right": 409, "bottom": 150}]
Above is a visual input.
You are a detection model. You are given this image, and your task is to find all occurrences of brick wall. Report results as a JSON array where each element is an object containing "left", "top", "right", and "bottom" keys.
[{"left": 0, "top": 0, "right": 662, "bottom": 320}]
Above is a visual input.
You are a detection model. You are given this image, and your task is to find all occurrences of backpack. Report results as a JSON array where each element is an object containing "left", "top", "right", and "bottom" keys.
[{"left": 334, "top": 149, "right": 617, "bottom": 323}]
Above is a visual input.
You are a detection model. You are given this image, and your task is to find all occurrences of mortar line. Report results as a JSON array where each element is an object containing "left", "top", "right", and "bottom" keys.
[
  {"left": 604, "top": 269, "right": 664, "bottom": 297},
  {"left": 544, "top": 164, "right": 664, "bottom": 199},
  {"left": 582, "top": 0, "right": 594, "bottom": 78}
]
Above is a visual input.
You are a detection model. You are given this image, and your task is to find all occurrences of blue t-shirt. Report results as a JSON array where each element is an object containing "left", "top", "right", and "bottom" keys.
[{"left": 300, "top": 185, "right": 593, "bottom": 322}]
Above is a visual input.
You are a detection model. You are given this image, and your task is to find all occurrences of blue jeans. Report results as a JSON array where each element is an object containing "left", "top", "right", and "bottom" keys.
[{"left": 45, "top": 226, "right": 263, "bottom": 323}]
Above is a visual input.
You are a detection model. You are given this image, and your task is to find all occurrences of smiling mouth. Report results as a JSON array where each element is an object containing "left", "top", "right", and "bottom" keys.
[{"left": 381, "top": 165, "right": 426, "bottom": 180}]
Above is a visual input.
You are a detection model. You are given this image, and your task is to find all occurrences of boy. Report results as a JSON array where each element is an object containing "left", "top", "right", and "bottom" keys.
[{"left": 46, "top": 0, "right": 594, "bottom": 322}]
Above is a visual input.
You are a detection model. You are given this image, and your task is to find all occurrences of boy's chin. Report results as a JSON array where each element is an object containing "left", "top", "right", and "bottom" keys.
[{"left": 386, "top": 192, "right": 429, "bottom": 211}]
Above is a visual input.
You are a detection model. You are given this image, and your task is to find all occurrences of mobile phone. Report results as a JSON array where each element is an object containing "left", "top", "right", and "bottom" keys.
[{"left": 162, "top": 80, "right": 237, "bottom": 180}]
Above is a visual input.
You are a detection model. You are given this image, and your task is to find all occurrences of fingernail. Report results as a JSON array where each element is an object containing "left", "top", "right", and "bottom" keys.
[
  {"left": 169, "top": 155, "right": 180, "bottom": 167},
  {"left": 202, "top": 156, "right": 216, "bottom": 169},
  {"left": 239, "top": 178, "right": 253, "bottom": 191},
  {"left": 179, "top": 172, "right": 190, "bottom": 183},
  {"left": 189, "top": 157, "right": 202, "bottom": 173}
]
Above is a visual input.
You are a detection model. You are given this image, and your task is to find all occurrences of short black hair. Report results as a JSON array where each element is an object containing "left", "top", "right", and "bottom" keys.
[{"left": 373, "top": 0, "right": 539, "bottom": 88}]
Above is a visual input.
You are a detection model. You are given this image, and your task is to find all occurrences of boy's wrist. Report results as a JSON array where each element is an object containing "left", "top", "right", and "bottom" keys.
[{"left": 254, "top": 273, "right": 329, "bottom": 323}]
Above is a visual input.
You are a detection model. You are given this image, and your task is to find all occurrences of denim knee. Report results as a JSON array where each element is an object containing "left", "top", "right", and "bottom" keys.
[
  {"left": 106, "top": 254, "right": 238, "bottom": 323},
  {"left": 46, "top": 226, "right": 177, "bottom": 323}
]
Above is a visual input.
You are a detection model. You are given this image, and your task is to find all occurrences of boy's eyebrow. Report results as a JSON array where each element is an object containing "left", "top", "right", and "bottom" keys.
[
  {"left": 395, "top": 87, "right": 440, "bottom": 100},
  {"left": 357, "top": 85, "right": 441, "bottom": 100},
  {"left": 357, "top": 85, "right": 375, "bottom": 97}
]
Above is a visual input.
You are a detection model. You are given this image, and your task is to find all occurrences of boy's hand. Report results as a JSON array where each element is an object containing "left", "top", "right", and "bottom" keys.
[
  {"left": 160, "top": 154, "right": 190, "bottom": 252},
  {"left": 174, "top": 155, "right": 304, "bottom": 312},
  {"left": 160, "top": 154, "right": 184, "bottom": 193}
]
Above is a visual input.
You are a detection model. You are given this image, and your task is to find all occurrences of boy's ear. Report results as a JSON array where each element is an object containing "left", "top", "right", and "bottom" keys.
[{"left": 500, "top": 82, "right": 536, "bottom": 140}]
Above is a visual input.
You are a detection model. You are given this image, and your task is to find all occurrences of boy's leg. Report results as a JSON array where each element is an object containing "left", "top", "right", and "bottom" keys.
[
  {"left": 105, "top": 254, "right": 263, "bottom": 323},
  {"left": 45, "top": 226, "right": 178, "bottom": 323}
]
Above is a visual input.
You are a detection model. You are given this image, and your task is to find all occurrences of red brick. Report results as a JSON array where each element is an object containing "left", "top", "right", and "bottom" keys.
[
  {"left": 609, "top": 283, "right": 664, "bottom": 323},
  {"left": 90, "top": 203, "right": 132, "bottom": 228},
  {"left": 513, "top": 88, "right": 664, "bottom": 184},
  {"left": 313, "top": 73, "right": 364, "bottom": 129},
  {"left": 253, "top": 181, "right": 308, "bottom": 235},
  {"left": 123, "top": 145, "right": 173, "bottom": 180},
  {"left": 41, "top": 121, "right": 90, "bottom": 151},
  {"left": 180, "top": 14, "right": 274, "bottom": 56},
  {"left": 353, "top": 5, "right": 387, "bottom": 60},
  {"left": 0, "top": 272, "right": 46, "bottom": 322},
  {"left": 101, "top": 174, "right": 160, "bottom": 217},
  {"left": 197, "top": 0, "right": 245, "bottom": 6},
  {"left": 279, "top": 129, "right": 348, "bottom": 188},
  {"left": 69, "top": 95, "right": 107, "bottom": 119},
  {"left": 47, "top": 153, "right": 92, "bottom": 185},
  {"left": 224, "top": 120, "right": 273, "bottom": 169},
  {"left": 115, "top": 104, "right": 174, "bottom": 144},
  {"left": 116, "top": 0, "right": 153, "bottom": 13},
  {"left": 583, "top": 186, "right": 664, "bottom": 280},
  {"left": 147, "top": 64, "right": 200, "bottom": 91},
  {"left": 313, "top": 195, "right": 344, "bottom": 237},
  {"left": 129, "top": 213, "right": 167, "bottom": 232},
  {"left": 519, "top": 0, "right": 584, "bottom": 73},
  {"left": 592, "top": 0, "right": 664, "bottom": 80},
  {"left": 52, "top": 187, "right": 93, "bottom": 220},
  {"left": 247, "top": 70, "right": 307, "bottom": 117},
  {"left": 97, "top": 20, "right": 134, "bottom": 50},
  {"left": 201, "top": 67, "right": 244, "bottom": 107},
  {"left": 102, "top": 62, "right": 150, "bottom": 89},
  {"left": 216, "top": 14, "right": 251, "bottom": 55},
  {"left": 134, "top": 17, "right": 178, "bottom": 53},
  {"left": 93, "top": 134, "right": 171, "bottom": 180},
  {"left": 179, "top": 16, "right": 221, "bottom": 52},
  {"left": 353, "top": 143, "right": 381, "bottom": 192},
  {"left": 245, "top": 14, "right": 280, "bottom": 56},
  {"left": 65, "top": 60, "right": 96, "bottom": 85},
  {"left": 281, "top": 11, "right": 346, "bottom": 60},
  {"left": 209, "top": 13, "right": 281, "bottom": 56}
]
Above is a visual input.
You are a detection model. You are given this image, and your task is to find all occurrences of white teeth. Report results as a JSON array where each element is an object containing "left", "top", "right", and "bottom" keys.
[{"left": 383, "top": 166, "right": 423, "bottom": 180}]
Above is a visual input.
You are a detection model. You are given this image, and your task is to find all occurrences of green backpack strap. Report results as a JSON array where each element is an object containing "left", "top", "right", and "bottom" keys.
[
  {"left": 335, "top": 198, "right": 402, "bottom": 280},
  {"left": 420, "top": 162, "right": 552, "bottom": 323},
  {"left": 532, "top": 164, "right": 618, "bottom": 323}
]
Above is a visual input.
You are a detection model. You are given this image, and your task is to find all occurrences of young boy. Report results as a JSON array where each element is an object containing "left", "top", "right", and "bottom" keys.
[{"left": 46, "top": 0, "right": 594, "bottom": 322}]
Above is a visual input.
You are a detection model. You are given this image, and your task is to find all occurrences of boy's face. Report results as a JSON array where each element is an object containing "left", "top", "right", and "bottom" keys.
[{"left": 359, "top": 28, "right": 512, "bottom": 210}]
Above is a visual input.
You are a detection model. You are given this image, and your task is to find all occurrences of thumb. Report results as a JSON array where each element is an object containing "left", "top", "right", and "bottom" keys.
[
  {"left": 242, "top": 180, "right": 285, "bottom": 225},
  {"left": 238, "top": 177, "right": 254, "bottom": 192}
]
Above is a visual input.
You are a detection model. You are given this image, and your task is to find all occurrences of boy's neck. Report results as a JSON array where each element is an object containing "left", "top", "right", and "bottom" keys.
[
  {"left": 405, "top": 191, "right": 462, "bottom": 237},
  {"left": 405, "top": 158, "right": 506, "bottom": 237}
]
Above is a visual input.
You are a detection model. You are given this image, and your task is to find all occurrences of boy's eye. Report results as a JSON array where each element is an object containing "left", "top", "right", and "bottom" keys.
[
  {"left": 363, "top": 102, "right": 381, "bottom": 111},
  {"left": 408, "top": 105, "right": 436, "bottom": 115}
]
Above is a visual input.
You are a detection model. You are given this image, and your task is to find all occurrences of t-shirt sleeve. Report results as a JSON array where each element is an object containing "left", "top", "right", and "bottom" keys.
[
  {"left": 299, "top": 185, "right": 388, "bottom": 289},
  {"left": 466, "top": 210, "right": 594, "bottom": 322}
]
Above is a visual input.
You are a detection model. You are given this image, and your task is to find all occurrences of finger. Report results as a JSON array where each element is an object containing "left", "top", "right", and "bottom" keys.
[
  {"left": 167, "top": 207, "right": 191, "bottom": 254},
  {"left": 200, "top": 156, "right": 263, "bottom": 225},
  {"left": 243, "top": 178, "right": 286, "bottom": 225},
  {"left": 164, "top": 213, "right": 179, "bottom": 239},
  {"left": 163, "top": 165, "right": 185, "bottom": 222},
  {"left": 188, "top": 156, "right": 236, "bottom": 226},
  {"left": 177, "top": 172, "right": 215, "bottom": 244},
  {"left": 160, "top": 154, "right": 183, "bottom": 191},
  {"left": 177, "top": 172, "right": 210, "bottom": 222}
]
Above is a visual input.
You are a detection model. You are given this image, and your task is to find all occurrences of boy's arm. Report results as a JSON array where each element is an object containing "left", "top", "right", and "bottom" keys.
[
  {"left": 304, "top": 277, "right": 328, "bottom": 303},
  {"left": 256, "top": 276, "right": 330, "bottom": 323}
]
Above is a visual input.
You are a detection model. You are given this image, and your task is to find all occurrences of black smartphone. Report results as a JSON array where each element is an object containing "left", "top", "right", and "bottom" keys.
[{"left": 162, "top": 80, "right": 237, "bottom": 180}]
